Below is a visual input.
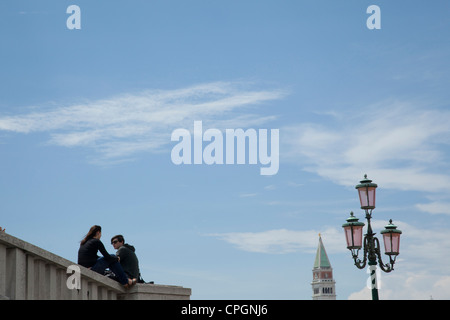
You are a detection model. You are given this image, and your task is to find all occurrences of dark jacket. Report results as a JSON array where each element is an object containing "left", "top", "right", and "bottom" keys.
[
  {"left": 78, "top": 238, "right": 117, "bottom": 268},
  {"left": 116, "top": 243, "right": 140, "bottom": 279}
]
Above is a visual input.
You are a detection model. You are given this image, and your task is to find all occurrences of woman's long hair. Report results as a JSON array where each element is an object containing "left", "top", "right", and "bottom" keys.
[{"left": 80, "top": 225, "right": 101, "bottom": 245}]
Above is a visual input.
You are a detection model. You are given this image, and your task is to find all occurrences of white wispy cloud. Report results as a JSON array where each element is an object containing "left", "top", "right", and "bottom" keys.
[
  {"left": 416, "top": 202, "right": 450, "bottom": 215},
  {"left": 239, "top": 193, "right": 258, "bottom": 198},
  {"left": 282, "top": 100, "right": 450, "bottom": 194},
  {"left": 348, "top": 273, "right": 450, "bottom": 300},
  {"left": 208, "top": 227, "right": 345, "bottom": 254},
  {"left": 0, "top": 82, "right": 287, "bottom": 163}
]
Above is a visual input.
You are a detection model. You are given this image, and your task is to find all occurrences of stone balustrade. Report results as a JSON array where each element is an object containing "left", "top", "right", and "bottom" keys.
[{"left": 0, "top": 231, "right": 191, "bottom": 300}]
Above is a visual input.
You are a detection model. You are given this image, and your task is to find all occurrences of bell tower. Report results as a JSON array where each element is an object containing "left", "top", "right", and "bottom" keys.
[{"left": 311, "top": 234, "right": 336, "bottom": 300}]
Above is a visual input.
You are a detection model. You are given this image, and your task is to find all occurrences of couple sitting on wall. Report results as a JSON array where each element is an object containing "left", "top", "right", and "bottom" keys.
[{"left": 77, "top": 225, "right": 142, "bottom": 288}]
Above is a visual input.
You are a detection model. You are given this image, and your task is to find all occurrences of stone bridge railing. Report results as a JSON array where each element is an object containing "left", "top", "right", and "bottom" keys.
[{"left": 0, "top": 231, "right": 191, "bottom": 300}]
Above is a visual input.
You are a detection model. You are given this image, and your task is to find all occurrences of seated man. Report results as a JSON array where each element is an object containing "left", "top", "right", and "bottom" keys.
[{"left": 110, "top": 235, "right": 141, "bottom": 281}]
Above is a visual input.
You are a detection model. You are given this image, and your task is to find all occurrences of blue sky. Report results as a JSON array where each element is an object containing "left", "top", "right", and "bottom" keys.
[{"left": 1, "top": 0, "right": 450, "bottom": 299}]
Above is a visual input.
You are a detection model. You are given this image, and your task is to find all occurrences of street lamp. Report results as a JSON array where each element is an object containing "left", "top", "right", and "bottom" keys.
[
  {"left": 355, "top": 174, "right": 377, "bottom": 210},
  {"left": 342, "top": 174, "right": 402, "bottom": 300},
  {"left": 380, "top": 220, "right": 402, "bottom": 257},
  {"left": 343, "top": 212, "right": 364, "bottom": 253}
]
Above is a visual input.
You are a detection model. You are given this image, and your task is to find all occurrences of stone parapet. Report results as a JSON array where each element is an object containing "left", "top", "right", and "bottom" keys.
[
  {"left": 0, "top": 232, "right": 191, "bottom": 300},
  {"left": 119, "top": 284, "right": 191, "bottom": 300}
]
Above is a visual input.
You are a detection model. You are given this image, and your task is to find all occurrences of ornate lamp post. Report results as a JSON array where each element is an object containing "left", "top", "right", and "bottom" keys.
[{"left": 342, "top": 175, "right": 402, "bottom": 300}]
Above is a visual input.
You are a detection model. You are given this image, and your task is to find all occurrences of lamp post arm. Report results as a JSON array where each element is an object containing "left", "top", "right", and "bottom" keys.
[
  {"left": 373, "top": 237, "right": 394, "bottom": 273},
  {"left": 352, "top": 236, "right": 368, "bottom": 269}
]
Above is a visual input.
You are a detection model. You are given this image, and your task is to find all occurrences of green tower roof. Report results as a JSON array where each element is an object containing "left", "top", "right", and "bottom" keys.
[{"left": 313, "top": 235, "right": 331, "bottom": 269}]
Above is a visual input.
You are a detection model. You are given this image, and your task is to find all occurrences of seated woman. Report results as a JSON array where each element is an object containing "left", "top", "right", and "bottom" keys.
[{"left": 77, "top": 225, "right": 136, "bottom": 287}]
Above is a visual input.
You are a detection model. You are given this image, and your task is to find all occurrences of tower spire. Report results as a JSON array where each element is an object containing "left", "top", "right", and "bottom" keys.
[
  {"left": 311, "top": 234, "right": 336, "bottom": 300},
  {"left": 314, "top": 234, "right": 331, "bottom": 269}
]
